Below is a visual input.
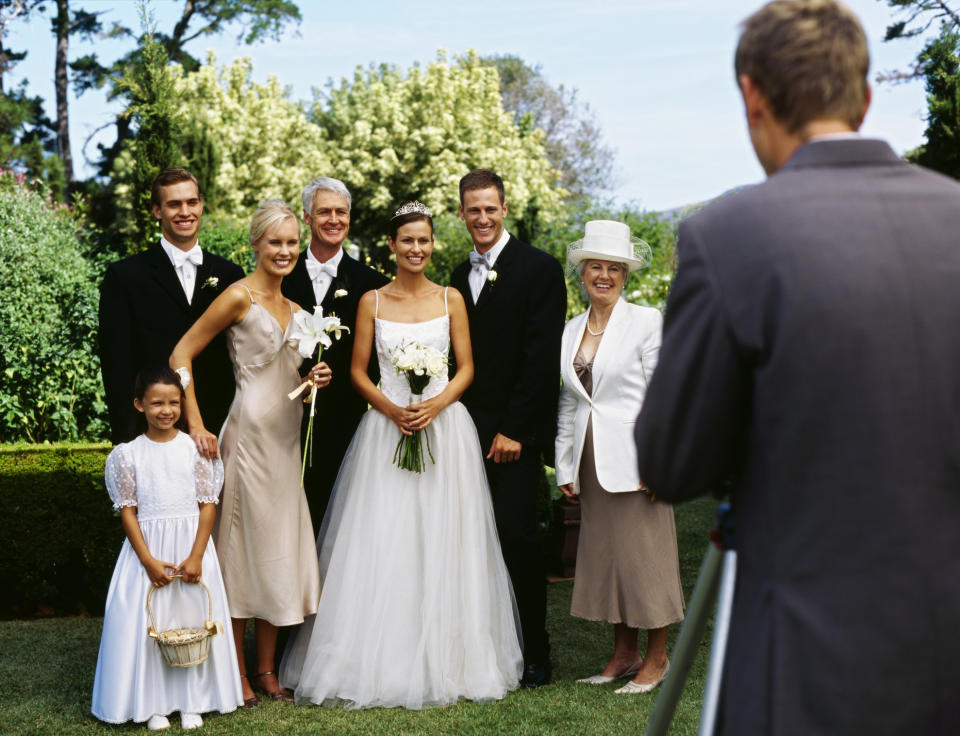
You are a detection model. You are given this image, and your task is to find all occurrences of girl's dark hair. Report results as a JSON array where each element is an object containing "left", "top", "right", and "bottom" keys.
[
  {"left": 133, "top": 365, "right": 184, "bottom": 400},
  {"left": 389, "top": 201, "right": 434, "bottom": 240}
]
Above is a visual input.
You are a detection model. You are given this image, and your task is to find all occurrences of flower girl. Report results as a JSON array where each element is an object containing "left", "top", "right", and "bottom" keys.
[{"left": 91, "top": 366, "right": 243, "bottom": 730}]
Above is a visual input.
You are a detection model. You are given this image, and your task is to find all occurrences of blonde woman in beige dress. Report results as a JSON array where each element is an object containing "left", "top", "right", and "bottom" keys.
[
  {"left": 171, "top": 201, "right": 329, "bottom": 707},
  {"left": 555, "top": 221, "right": 684, "bottom": 695}
]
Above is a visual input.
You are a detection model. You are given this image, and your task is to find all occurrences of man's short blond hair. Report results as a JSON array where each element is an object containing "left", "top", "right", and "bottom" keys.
[{"left": 735, "top": 0, "right": 869, "bottom": 134}]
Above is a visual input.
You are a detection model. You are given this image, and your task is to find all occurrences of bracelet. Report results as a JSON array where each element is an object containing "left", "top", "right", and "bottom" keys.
[{"left": 174, "top": 366, "right": 191, "bottom": 389}]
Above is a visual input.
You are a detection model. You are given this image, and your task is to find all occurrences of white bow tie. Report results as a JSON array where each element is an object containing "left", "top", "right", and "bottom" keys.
[
  {"left": 172, "top": 246, "right": 203, "bottom": 269},
  {"left": 469, "top": 251, "right": 491, "bottom": 271},
  {"left": 306, "top": 259, "right": 337, "bottom": 282}
]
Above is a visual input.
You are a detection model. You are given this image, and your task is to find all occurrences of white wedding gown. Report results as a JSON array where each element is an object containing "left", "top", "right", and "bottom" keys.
[{"left": 280, "top": 311, "right": 522, "bottom": 709}]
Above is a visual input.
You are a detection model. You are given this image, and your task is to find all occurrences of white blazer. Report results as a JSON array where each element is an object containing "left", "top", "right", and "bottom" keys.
[{"left": 555, "top": 298, "right": 663, "bottom": 494}]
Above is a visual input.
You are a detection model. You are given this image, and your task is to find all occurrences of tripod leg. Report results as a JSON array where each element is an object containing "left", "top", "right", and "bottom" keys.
[
  {"left": 645, "top": 543, "right": 723, "bottom": 736},
  {"left": 697, "top": 550, "right": 737, "bottom": 736}
]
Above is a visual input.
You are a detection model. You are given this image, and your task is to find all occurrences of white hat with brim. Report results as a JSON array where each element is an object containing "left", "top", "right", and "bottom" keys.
[{"left": 566, "top": 220, "right": 652, "bottom": 276}]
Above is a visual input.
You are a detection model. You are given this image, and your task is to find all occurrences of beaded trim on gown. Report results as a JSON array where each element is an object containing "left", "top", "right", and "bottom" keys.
[{"left": 281, "top": 304, "right": 522, "bottom": 709}]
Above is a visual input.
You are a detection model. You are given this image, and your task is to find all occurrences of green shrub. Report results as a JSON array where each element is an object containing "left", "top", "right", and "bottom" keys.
[
  {"left": 0, "top": 171, "right": 108, "bottom": 442},
  {"left": 0, "top": 443, "right": 118, "bottom": 617}
]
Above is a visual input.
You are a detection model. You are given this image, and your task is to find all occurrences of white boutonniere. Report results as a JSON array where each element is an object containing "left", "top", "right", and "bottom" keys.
[
  {"left": 334, "top": 288, "right": 348, "bottom": 298},
  {"left": 202, "top": 276, "right": 219, "bottom": 290},
  {"left": 487, "top": 270, "right": 498, "bottom": 283}
]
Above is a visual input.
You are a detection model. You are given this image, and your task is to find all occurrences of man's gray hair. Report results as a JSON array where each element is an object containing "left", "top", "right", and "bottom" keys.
[{"left": 301, "top": 177, "right": 352, "bottom": 214}]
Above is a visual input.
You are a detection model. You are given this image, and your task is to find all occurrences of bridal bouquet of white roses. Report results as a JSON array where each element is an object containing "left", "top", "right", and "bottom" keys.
[
  {"left": 390, "top": 340, "right": 448, "bottom": 472},
  {"left": 287, "top": 306, "right": 349, "bottom": 486}
]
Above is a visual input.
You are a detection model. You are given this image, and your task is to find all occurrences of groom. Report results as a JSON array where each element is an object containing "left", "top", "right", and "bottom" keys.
[
  {"left": 282, "top": 177, "right": 389, "bottom": 532},
  {"left": 98, "top": 168, "right": 244, "bottom": 443},
  {"left": 451, "top": 169, "right": 566, "bottom": 687}
]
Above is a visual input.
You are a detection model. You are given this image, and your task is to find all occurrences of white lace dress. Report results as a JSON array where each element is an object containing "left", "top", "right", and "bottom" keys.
[
  {"left": 91, "top": 432, "right": 243, "bottom": 724},
  {"left": 280, "top": 309, "right": 523, "bottom": 709}
]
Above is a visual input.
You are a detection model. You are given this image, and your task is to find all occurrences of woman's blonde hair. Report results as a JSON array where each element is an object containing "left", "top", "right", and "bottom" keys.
[
  {"left": 249, "top": 200, "right": 298, "bottom": 246},
  {"left": 734, "top": 0, "right": 869, "bottom": 133}
]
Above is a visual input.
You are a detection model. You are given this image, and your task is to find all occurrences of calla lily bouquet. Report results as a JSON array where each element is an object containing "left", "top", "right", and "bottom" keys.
[
  {"left": 288, "top": 306, "right": 349, "bottom": 486},
  {"left": 390, "top": 340, "right": 448, "bottom": 472}
]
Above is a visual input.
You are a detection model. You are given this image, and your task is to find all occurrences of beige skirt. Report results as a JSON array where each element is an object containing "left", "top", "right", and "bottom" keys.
[{"left": 570, "top": 415, "right": 685, "bottom": 629}]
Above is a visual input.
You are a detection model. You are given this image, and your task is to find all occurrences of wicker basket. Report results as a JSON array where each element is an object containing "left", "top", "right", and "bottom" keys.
[{"left": 146, "top": 575, "right": 222, "bottom": 668}]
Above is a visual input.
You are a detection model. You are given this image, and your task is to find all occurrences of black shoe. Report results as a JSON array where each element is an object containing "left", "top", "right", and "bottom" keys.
[{"left": 520, "top": 660, "right": 553, "bottom": 689}]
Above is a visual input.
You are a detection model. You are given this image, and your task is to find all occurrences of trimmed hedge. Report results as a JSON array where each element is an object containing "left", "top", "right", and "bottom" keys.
[{"left": 0, "top": 443, "right": 119, "bottom": 618}]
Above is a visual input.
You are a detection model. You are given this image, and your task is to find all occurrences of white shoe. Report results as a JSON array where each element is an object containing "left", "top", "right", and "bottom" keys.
[
  {"left": 146, "top": 714, "right": 170, "bottom": 731},
  {"left": 615, "top": 660, "right": 670, "bottom": 694},
  {"left": 576, "top": 657, "right": 643, "bottom": 685},
  {"left": 181, "top": 712, "right": 204, "bottom": 730}
]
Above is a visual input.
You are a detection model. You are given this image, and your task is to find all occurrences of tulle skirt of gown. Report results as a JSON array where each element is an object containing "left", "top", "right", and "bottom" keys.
[{"left": 280, "top": 402, "right": 523, "bottom": 709}]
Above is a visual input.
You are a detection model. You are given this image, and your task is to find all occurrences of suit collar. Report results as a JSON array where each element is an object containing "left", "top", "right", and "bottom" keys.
[
  {"left": 782, "top": 138, "right": 902, "bottom": 172},
  {"left": 146, "top": 242, "right": 190, "bottom": 311},
  {"left": 320, "top": 250, "right": 357, "bottom": 310},
  {"left": 475, "top": 235, "right": 518, "bottom": 308}
]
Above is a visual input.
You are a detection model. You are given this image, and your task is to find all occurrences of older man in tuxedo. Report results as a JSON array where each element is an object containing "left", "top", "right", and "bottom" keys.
[
  {"left": 450, "top": 168, "right": 566, "bottom": 688},
  {"left": 635, "top": 2, "right": 960, "bottom": 734},
  {"left": 99, "top": 168, "right": 244, "bottom": 443},
  {"left": 282, "top": 177, "right": 389, "bottom": 531}
]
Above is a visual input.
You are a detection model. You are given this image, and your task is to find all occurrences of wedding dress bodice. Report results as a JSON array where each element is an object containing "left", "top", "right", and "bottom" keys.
[{"left": 374, "top": 316, "right": 450, "bottom": 406}]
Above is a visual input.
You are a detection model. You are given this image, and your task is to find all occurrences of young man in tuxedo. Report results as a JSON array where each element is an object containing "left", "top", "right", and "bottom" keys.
[
  {"left": 98, "top": 168, "right": 244, "bottom": 444},
  {"left": 635, "top": 2, "right": 960, "bottom": 733},
  {"left": 450, "top": 169, "right": 566, "bottom": 688},
  {"left": 282, "top": 177, "right": 389, "bottom": 532}
]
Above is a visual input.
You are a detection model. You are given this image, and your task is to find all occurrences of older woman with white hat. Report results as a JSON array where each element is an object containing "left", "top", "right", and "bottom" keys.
[{"left": 555, "top": 220, "right": 684, "bottom": 694}]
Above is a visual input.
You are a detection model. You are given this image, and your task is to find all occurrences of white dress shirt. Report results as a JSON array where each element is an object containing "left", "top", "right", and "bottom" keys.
[
  {"left": 468, "top": 229, "right": 510, "bottom": 303},
  {"left": 306, "top": 246, "right": 343, "bottom": 306},
  {"left": 160, "top": 237, "right": 203, "bottom": 305}
]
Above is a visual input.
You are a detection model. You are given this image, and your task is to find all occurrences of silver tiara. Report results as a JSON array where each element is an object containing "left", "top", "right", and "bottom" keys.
[{"left": 392, "top": 201, "right": 432, "bottom": 218}]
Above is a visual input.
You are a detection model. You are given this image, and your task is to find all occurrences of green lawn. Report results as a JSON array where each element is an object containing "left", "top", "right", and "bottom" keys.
[{"left": 0, "top": 497, "right": 717, "bottom": 736}]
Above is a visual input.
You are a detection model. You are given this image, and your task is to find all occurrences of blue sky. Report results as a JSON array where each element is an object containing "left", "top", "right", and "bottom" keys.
[{"left": 7, "top": 0, "right": 932, "bottom": 211}]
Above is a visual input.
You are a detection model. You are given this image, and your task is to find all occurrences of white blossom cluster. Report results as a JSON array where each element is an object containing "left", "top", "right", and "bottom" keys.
[{"left": 390, "top": 341, "right": 448, "bottom": 379}]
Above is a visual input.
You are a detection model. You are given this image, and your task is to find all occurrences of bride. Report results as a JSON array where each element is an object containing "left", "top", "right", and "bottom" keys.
[{"left": 280, "top": 201, "right": 522, "bottom": 708}]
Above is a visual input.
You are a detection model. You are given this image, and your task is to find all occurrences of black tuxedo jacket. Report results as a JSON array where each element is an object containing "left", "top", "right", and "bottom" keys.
[
  {"left": 451, "top": 235, "right": 566, "bottom": 458},
  {"left": 635, "top": 139, "right": 960, "bottom": 735},
  {"left": 98, "top": 243, "right": 245, "bottom": 443},
  {"left": 282, "top": 248, "right": 389, "bottom": 485}
]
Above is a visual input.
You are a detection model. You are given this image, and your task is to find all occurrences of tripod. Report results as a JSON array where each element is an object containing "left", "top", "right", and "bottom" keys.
[{"left": 645, "top": 504, "right": 736, "bottom": 736}]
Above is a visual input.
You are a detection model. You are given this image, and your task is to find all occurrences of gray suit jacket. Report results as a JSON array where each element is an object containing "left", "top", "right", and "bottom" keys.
[{"left": 635, "top": 139, "right": 960, "bottom": 735}]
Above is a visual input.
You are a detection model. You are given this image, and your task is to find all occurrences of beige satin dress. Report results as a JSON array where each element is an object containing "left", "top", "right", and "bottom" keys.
[{"left": 214, "top": 286, "right": 320, "bottom": 626}]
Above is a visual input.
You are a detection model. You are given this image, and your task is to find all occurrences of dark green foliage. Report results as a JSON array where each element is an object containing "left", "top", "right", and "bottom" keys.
[
  {"left": 881, "top": 0, "right": 960, "bottom": 42},
  {"left": 908, "top": 25, "right": 960, "bottom": 178},
  {"left": 0, "top": 443, "right": 117, "bottom": 617},
  {"left": 201, "top": 217, "right": 255, "bottom": 273},
  {"left": 112, "top": 21, "right": 186, "bottom": 252},
  {"left": 0, "top": 171, "right": 108, "bottom": 442},
  {"left": 0, "top": 82, "right": 66, "bottom": 197}
]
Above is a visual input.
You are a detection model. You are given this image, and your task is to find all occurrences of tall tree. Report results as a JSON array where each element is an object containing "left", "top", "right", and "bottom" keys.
[
  {"left": 1, "top": 0, "right": 41, "bottom": 93},
  {"left": 80, "top": 0, "right": 301, "bottom": 175},
  {"left": 1, "top": 0, "right": 64, "bottom": 192},
  {"left": 484, "top": 55, "right": 615, "bottom": 204},
  {"left": 111, "top": 12, "right": 186, "bottom": 251},
  {"left": 50, "top": 1, "right": 101, "bottom": 187},
  {"left": 879, "top": 1, "right": 960, "bottom": 178},
  {"left": 908, "top": 25, "right": 960, "bottom": 177}
]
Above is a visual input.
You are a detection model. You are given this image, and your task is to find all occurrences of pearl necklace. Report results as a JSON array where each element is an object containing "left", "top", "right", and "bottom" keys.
[{"left": 586, "top": 308, "right": 609, "bottom": 336}]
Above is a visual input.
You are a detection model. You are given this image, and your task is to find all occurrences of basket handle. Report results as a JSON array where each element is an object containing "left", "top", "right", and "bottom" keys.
[{"left": 146, "top": 574, "right": 215, "bottom": 639}]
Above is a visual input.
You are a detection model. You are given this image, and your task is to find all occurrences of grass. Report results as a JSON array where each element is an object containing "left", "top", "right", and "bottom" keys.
[{"left": 0, "top": 497, "right": 718, "bottom": 736}]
